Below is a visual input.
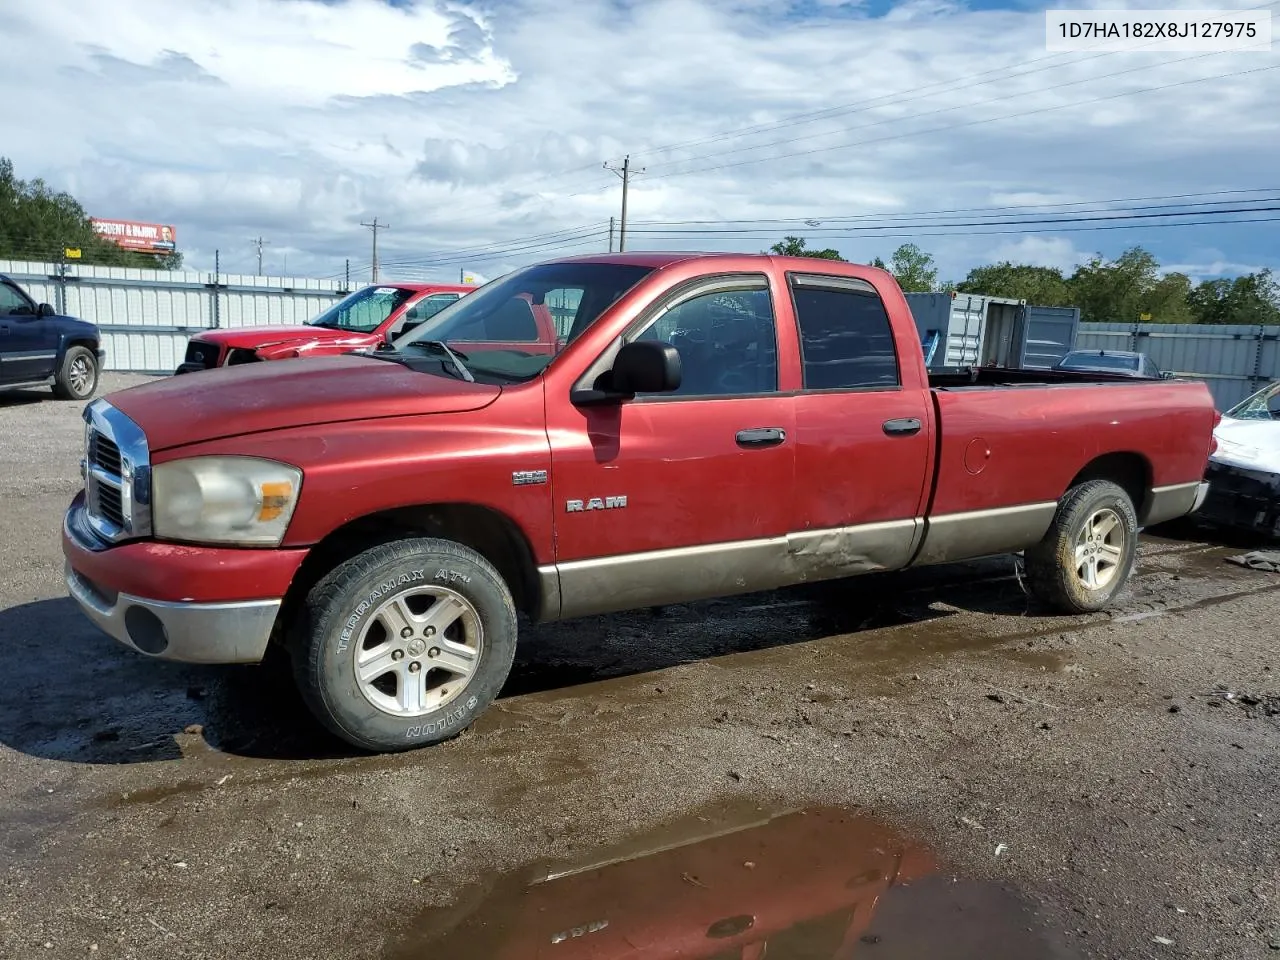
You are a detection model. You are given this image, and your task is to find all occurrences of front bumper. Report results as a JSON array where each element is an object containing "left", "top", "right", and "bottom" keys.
[
  {"left": 62, "top": 496, "right": 305, "bottom": 664},
  {"left": 1197, "top": 460, "right": 1280, "bottom": 538},
  {"left": 65, "top": 562, "right": 279, "bottom": 663}
]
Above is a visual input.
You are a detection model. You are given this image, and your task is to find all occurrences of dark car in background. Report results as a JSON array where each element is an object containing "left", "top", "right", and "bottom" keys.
[
  {"left": 0, "top": 274, "right": 104, "bottom": 401},
  {"left": 1053, "top": 349, "right": 1169, "bottom": 379}
]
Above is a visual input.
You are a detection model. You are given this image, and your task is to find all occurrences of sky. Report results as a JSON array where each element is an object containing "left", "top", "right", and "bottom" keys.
[{"left": 2, "top": 0, "right": 1278, "bottom": 285}]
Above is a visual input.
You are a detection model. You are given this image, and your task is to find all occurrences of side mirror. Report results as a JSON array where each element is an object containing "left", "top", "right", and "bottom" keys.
[
  {"left": 37, "top": 303, "right": 56, "bottom": 318},
  {"left": 1161, "top": 371, "right": 1174, "bottom": 379},
  {"left": 571, "top": 340, "right": 682, "bottom": 406},
  {"left": 612, "top": 340, "right": 682, "bottom": 394}
]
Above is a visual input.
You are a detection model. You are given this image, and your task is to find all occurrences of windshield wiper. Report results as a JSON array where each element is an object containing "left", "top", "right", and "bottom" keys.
[{"left": 405, "top": 340, "right": 475, "bottom": 382}]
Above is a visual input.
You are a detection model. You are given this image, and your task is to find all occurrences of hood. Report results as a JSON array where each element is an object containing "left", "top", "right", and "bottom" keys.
[
  {"left": 194, "top": 325, "right": 372, "bottom": 350},
  {"left": 108, "top": 354, "right": 500, "bottom": 452},
  {"left": 1211, "top": 417, "right": 1280, "bottom": 474}
]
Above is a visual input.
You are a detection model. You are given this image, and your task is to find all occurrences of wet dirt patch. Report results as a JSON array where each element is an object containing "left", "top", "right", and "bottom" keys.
[{"left": 384, "top": 800, "right": 1080, "bottom": 959}]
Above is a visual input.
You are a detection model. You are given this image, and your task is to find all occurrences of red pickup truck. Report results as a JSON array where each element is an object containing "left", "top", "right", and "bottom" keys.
[
  {"left": 173, "top": 281, "right": 519, "bottom": 373},
  {"left": 62, "top": 252, "right": 1217, "bottom": 752}
]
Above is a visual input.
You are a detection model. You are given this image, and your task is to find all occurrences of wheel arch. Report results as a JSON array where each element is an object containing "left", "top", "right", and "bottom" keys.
[
  {"left": 1065, "top": 451, "right": 1152, "bottom": 514},
  {"left": 275, "top": 502, "right": 544, "bottom": 649}
]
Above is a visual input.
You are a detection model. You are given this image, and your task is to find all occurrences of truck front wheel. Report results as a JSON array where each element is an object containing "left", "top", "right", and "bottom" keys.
[
  {"left": 293, "top": 537, "right": 517, "bottom": 752},
  {"left": 1024, "top": 479, "right": 1139, "bottom": 614}
]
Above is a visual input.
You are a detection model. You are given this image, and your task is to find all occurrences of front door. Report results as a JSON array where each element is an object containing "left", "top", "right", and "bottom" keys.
[
  {"left": 546, "top": 273, "right": 796, "bottom": 618},
  {"left": 0, "top": 280, "right": 56, "bottom": 384},
  {"left": 783, "top": 271, "right": 934, "bottom": 578}
]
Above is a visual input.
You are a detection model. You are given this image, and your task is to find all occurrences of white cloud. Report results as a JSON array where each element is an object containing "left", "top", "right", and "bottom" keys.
[
  {"left": 2, "top": 0, "right": 1277, "bottom": 283},
  {"left": 981, "top": 236, "right": 1090, "bottom": 273}
]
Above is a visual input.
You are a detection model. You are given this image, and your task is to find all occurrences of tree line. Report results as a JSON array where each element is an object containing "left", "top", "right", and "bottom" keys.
[
  {"left": 0, "top": 157, "right": 183, "bottom": 270},
  {"left": 768, "top": 235, "right": 1280, "bottom": 326}
]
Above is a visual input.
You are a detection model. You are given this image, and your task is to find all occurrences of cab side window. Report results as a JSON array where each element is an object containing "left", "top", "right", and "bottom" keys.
[
  {"left": 0, "top": 283, "right": 34, "bottom": 317},
  {"left": 405, "top": 294, "right": 459, "bottom": 324},
  {"left": 789, "top": 276, "right": 900, "bottom": 390},
  {"left": 631, "top": 283, "right": 778, "bottom": 397}
]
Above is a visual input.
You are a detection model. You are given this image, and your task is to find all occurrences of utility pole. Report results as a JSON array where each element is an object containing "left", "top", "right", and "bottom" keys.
[
  {"left": 250, "top": 236, "right": 270, "bottom": 275},
  {"left": 361, "top": 217, "right": 389, "bottom": 282},
  {"left": 603, "top": 155, "right": 644, "bottom": 252},
  {"left": 608, "top": 216, "right": 615, "bottom": 253}
]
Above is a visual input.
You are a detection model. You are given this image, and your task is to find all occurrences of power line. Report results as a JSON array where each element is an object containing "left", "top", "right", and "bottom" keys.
[
  {"left": 632, "top": 0, "right": 1280, "bottom": 160},
  {"left": 644, "top": 61, "right": 1280, "bottom": 182},
  {"left": 630, "top": 202, "right": 1280, "bottom": 237},
  {"left": 628, "top": 188, "right": 1280, "bottom": 228}
]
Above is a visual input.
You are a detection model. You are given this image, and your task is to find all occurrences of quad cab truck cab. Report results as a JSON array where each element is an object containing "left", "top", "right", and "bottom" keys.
[
  {"left": 63, "top": 252, "right": 1218, "bottom": 753},
  {"left": 0, "top": 274, "right": 105, "bottom": 401},
  {"left": 173, "top": 281, "right": 529, "bottom": 373}
]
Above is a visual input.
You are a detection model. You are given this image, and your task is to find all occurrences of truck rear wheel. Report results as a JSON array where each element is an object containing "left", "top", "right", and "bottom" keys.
[
  {"left": 1024, "top": 479, "right": 1138, "bottom": 614},
  {"left": 293, "top": 537, "right": 517, "bottom": 752}
]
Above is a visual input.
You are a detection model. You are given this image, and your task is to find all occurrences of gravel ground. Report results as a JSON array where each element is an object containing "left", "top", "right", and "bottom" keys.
[{"left": 1, "top": 374, "right": 1279, "bottom": 959}]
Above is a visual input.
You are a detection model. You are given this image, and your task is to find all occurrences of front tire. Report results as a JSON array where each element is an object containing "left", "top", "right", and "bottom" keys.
[
  {"left": 293, "top": 537, "right": 517, "bottom": 752},
  {"left": 1025, "top": 479, "right": 1138, "bottom": 614},
  {"left": 52, "top": 345, "right": 99, "bottom": 400}
]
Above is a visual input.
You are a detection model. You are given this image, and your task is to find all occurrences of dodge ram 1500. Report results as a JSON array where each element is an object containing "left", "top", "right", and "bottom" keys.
[{"left": 62, "top": 252, "right": 1218, "bottom": 752}]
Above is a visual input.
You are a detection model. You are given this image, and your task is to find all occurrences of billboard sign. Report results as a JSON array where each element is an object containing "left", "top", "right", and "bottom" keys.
[{"left": 90, "top": 218, "right": 177, "bottom": 254}]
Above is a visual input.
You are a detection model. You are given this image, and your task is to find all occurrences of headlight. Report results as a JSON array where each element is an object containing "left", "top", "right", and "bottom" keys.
[{"left": 152, "top": 456, "right": 302, "bottom": 546}]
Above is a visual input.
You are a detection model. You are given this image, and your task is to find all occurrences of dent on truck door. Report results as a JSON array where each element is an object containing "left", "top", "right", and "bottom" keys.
[
  {"left": 546, "top": 274, "right": 796, "bottom": 618},
  {"left": 784, "top": 273, "right": 933, "bottom": 578}
]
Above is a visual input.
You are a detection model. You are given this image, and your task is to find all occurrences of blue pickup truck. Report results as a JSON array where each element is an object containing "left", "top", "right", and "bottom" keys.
[{"left": 0, "top": 274, "right": 104, "bottom": 401}]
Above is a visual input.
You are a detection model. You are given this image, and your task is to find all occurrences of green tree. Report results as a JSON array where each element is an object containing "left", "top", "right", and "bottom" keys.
[
  {"left": 0, "top": 156, "right": 183, "bottom": 270},
  {"left": 1187, "top": 270, "right": 1280, "bottom": 325},
  {"left": 956, "top": 262, "right": 1074, "bottom": 305},
  {"left": 1067, "top": 246, "right": 1192, "bottom": 323},
  {"left": 871, "top": 243, "right": 937, "bottom": 293},
  {"left": 768, "top": 235, "right": 845, "bottom": 261}
]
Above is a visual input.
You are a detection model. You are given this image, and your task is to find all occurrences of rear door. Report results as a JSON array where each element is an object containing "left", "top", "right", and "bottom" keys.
[
  {"left": 546, "top": 272, "right": 796, "bottom": 618},
  {"left": 783, "top": 272, "right": 933, "bottom": 577},
  {"left": 0, "top": 280, "right": 56, "bottom": 384}
]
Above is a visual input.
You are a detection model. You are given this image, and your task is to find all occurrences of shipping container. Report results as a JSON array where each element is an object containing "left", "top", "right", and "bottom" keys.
[{"left": 904, "top": 292, "right": 1080, "bottom": 370}]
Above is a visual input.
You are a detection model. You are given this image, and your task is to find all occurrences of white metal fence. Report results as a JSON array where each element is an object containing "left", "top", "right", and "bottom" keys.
[
  {"left": 1, "top": 259, "right": 350, "bottom": 374},
  {"left": 5, "top": 258, "right": 1278, "bottom": 409},
  {"left": 1076, "top": 322, "right": 1279, "bottom": 411}
]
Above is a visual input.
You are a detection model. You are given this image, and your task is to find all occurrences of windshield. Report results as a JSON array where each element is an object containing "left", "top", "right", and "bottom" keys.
[
  {"left": 1060, "top": 352, "right": 1139, "bottom": 371},
  {"left": 390, "top": 261, "right": 656, "bottom": 382},
  {"left": 307, "top": 285, "right": 415, "bottom": 332},
  {"left": 1225, "top": 381, "right": 1280, "bottom": 420}
]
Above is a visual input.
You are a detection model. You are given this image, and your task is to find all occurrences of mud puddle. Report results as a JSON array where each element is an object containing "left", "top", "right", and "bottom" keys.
[{"left": 386, "top": 800, "right": 1080, "bottom": 959}]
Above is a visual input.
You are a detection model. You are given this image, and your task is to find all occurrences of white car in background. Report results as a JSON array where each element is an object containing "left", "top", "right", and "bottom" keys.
[{"left": 1197, "top": 381, "right": 1280, "bottom": 539}]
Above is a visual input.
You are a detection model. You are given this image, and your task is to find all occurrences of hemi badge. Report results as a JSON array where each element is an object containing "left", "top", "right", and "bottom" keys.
[{"left": 512, "top": 470, "right": 548, "bottom": 486}]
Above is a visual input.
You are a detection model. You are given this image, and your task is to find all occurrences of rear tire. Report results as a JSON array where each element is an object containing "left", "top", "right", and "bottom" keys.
[
  {"left": 1025, "top": 479, "right": 1138, "bottom": 614},
  {"left": 292, "top": 537, "right": 517, "bottom": 753},
  {"left": 52, "top": 345, "right": 99, "bottom": 400}
]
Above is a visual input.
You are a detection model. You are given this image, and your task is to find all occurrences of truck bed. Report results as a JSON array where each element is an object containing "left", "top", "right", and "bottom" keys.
[{"left": 927, "top": 366, "right": 1165, "bottom": 389}]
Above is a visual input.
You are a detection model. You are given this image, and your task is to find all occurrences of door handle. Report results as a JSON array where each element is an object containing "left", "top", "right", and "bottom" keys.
[
  {"left": 882, "top": 417, "right": 923, "bottom": 436},
  {"left": 736, "top": 427, "right": 786, "bottom": 448}
]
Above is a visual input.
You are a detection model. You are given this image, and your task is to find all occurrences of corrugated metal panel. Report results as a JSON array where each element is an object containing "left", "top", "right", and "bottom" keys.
[
  {"left": 1020, "top": 305, "right": 1080, "bottom": 369},
  {"left": 1077, "top": 322, "right": 1280, "bottom": 410},
  {"left": 100, "top": 331, "right": 190, "bottom": 374},
  {"left": 0, "top": 258, "right": 352, "bottom": 372},
  {"left": 946, "top": 294, "right": 987, "bottom": 366}
]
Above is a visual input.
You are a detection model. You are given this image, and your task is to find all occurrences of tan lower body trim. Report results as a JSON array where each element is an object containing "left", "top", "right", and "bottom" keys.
[
  {"left": 910, "top": 501, "right": 1059, "bottom": 567},
  {"left": 1140, "top": 481, "right": 1207, "bottom": 526}
]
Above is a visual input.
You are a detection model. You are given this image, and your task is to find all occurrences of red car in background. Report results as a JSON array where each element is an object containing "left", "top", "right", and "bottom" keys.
[{"left": 174, "top": 281, "right": 560, "bottom": 374}]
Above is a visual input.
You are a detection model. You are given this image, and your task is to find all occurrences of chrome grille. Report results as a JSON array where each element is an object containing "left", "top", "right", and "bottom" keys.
[
  {"left": 90, "top": 432, "right": 122, "bottom": 475},
  {"left": 81, "top": 400, "right": 152, "bottom": 544}
]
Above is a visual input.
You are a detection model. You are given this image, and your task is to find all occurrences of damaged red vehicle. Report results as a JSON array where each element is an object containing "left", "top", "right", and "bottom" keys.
[
  {"left": 173, "top": 281, "right": 510, "bottom": 373},
  {"left": 64, "top": 252, "right": 1218, "bottom": 753}
]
